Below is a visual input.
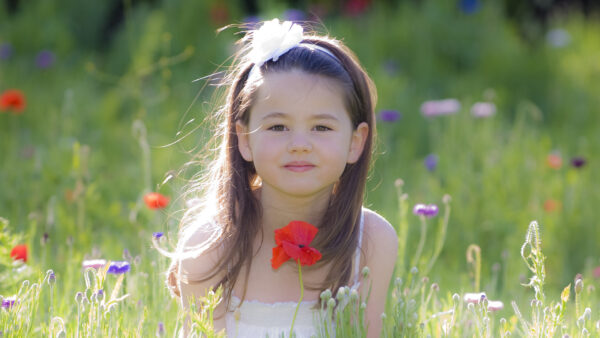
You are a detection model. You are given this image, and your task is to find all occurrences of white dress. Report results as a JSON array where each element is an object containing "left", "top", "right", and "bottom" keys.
[{"left": 224, "top": 210, "right": 365, "bottom": 338}]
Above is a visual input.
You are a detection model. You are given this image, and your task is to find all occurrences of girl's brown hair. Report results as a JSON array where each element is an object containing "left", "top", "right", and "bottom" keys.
[{"left": 167, "top": 24, "right": 377, "bottom": 311}]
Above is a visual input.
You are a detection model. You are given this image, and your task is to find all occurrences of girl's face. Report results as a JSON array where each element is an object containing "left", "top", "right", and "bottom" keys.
[{"left": 236, "top": 70, "right": 368, "bottom": 198}]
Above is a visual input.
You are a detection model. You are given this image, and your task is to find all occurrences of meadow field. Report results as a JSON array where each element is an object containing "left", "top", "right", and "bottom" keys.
[{"left": 1, "top": 0, "right": 600, "bottom": 336}]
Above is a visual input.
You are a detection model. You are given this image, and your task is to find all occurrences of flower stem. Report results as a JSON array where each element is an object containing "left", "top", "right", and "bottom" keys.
[
  {"left": 411, "top": 215, "right": 428, "bottom": 270},
  {"left": 290, "top": 260, "right": 303, "bottom": 338}
]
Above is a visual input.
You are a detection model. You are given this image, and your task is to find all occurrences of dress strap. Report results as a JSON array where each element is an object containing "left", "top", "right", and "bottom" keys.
[{"left": 352, "top": 208, "right": 365, "bottom": 287}]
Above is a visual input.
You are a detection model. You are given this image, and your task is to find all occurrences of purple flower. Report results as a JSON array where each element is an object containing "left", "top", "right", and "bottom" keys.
[
  {"left": 424, "top": 154, "right": 438, "bottom": 171},
  {"left": 471, "top": 102, "right": 496, "bottom": 118},
  {"left": 35, "top": 50, "right": 55, "bottom": 69},
  {"left": 107, "top": 261, "right": 131, "bottom": 274},
  {"left": 421, "top": 99, "right": 461, "bottom": 117},
  {"left": 413, "top": 204, "right": 439, "bottom": 217},
  {"left": 379, "top": 110, "right": 401, "bottom": 122},
  {"left": 153, "top": 232, "right": 164, "bottom": 239},
  {"left": 157, "top": 322, "right": 166, "bottom": 336},
  {"left": 459, "top": 0, "right": 480, "bottom": 14},
  {"left": 0, "top": 43, "right": 13, "bottom": 60},
  {"left": 1, "top": 297, "right": 16, "bottom": 309},
  {"left": 571, "top": 156, "right": 586, "bottom": 168},
  {"left": 283, "top": 9, "right": 306, "bottom": 22}
]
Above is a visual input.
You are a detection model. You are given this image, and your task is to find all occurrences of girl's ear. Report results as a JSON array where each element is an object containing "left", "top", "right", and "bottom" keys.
[
  {"left": 347, "top": 122, "right": 369, "bottom": 164},
  {"left": 236, "top": 121, "right": 253, "bottom": 162}
]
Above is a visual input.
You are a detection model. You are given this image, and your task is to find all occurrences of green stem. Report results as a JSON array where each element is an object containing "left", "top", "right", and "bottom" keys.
[
  {"left": 411, "top": 216, "right": 427, "bottom": 270},
  {"left": 290, "top": 260, "right": 303, "bottom": 338}
]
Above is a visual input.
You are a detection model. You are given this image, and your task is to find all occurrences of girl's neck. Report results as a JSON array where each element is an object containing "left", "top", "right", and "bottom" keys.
[{"left": 258, "top": 185, "right": 332, "bottom": 233}]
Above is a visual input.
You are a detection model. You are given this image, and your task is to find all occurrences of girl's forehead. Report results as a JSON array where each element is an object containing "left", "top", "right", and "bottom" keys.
[{"left": 249, "top": 70, "right": 349, "bottom": 119}]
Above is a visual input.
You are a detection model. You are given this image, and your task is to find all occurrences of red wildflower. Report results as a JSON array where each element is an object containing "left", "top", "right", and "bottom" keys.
[
  {"left": 0, "top": 89, "right": 26, "bottom": 113},
  {"left": 546, "top": 153, "right": 562, "bottom": 169},
  {"left": 209, "top": 2, "right": 229, "bottom": 26},
  {"left": 144, "top": 192, "right": 170, "bottom": 209},
  {"left": 543, "top": 199, "right": 561, "bottom": 212},
  {"left": 271, "top": 221, "right": 322, "bottom": 269},
  {"left": 344, "top": 0, "right": 371, "bottom": 16},
  {"left": 10, "top": 244, "right": 28, "bottom": 263}
]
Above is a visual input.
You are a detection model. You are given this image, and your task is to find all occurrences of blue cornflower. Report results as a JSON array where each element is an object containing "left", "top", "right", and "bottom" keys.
[
  {"left": 379, "top": 110, "right": 401, "bottom": 122},
  {"left": 1, "top": 297, "right": 16, "bottom": 309},
  {"left": 35, "top": 50, "right": 55, "bottom": 69},
  {"left": 413, "top": 204, "right": 439, "bottom": 217},
  {"left": 107, "top": 261, "right": 131, "bottom": 274},
  {"left": 283, "top": 9, "right": 306, "bottom": 22},
  {"left": 459, "top": 0, "right": 479, "bottom": 14},
  {"left": 424, "top": 154, "right": 438, "bottom": 171},
  {"left": 0, "top": 43, "right": 13, "bottom": 60}
]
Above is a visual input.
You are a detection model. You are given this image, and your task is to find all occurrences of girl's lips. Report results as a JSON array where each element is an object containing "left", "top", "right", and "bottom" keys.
[{"left": 284, "top": 163, "right": 315, "bottom": 172}]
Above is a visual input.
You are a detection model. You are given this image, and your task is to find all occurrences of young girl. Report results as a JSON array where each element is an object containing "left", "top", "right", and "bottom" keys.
[{"left": 166, "top": 19, "right": 398, "bottom": 337}]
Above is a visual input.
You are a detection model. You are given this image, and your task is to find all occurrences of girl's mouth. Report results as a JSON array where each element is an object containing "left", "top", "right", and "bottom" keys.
[{"left": 284, "top": 162, "right": 315, "bottom": 172}]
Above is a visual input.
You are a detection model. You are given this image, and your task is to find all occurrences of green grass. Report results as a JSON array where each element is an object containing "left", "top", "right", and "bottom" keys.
[{"left": 1, "top": 0, "right": 600, "bottom": 336}]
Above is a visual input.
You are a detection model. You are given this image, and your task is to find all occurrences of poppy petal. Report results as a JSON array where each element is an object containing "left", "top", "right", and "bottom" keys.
[
  {"left": 281, "top": 241, "right": 304, "bottom": 260},
  {"left": 287, "top": 220, "right": 318, "bottom": 246},
  {"left": 274, "top": 226, "right": 295, "bottom": 246},
  {"left": 299, "top": 247, "right": 322, "bottom": 266},
  {"left": 271, "top": 245, "right": 290, "bottom": 269}
]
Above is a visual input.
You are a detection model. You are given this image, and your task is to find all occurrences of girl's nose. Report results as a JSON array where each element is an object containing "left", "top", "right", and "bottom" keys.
[{"left": 287, "top": 134, "right": 312, "bottom": 153}]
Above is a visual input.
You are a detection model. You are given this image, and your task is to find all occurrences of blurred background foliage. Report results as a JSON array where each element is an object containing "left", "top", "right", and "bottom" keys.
[{"left": 1, "top": 0, "right": 599, "bottom": 301}]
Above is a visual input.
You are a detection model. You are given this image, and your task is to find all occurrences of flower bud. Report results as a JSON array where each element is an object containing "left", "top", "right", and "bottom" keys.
[
  {"left": 47, "top": 270, "right": 56, "bottom": 285},
  {"left": 584, "top": 307, "right": 592, "bottom": 321},
  {"left": 394, "top": 179, "right": 404, "bottom": 188},
  {"left": 336, "top": 287, "right": 346, "bottom": 300},
  {"left": 360, "top": 302, "right": 366, "bottom": 310},
  {"left": 350, "top": 289, "right": 359, "bottom": 302},
  {"left": 442, "top": 194, "right": 452, "bottom": 204},
  {"left": 380, "top": 313, "right": 387, "bottom": 320},
  {"left": 320, "top": 289, "right": 332, "bottom": 302},
  {"left": 75, "top": 292, "right": 83, "bottom": 304},
  {"left": 500, "top": 318, "right": 507, "bottom": 326},
  {"left": 410, "top": 267, "right": 418, "bottom": 275},
  {"left": 327, "top": 298, "right": 336, "bottom": 309},
  {"left": 96, "top": 289, "right": 105, "bottom": 302},
  {"left": 452, "top": 293, "right": 460, "bottom": 303},
  {"left": 361, "top": 266, "right": 370, "bottom": 279},
  {"left": 575, "top": 279, "right": 584, "bottom": 294},
  {"left": 431, "top": 283, "right": 439, "bottom": 292}
]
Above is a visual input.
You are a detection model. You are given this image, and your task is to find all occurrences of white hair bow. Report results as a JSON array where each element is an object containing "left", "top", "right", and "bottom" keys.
[{"left": 249, "top": 19, "right": 304, "bottom": 67}]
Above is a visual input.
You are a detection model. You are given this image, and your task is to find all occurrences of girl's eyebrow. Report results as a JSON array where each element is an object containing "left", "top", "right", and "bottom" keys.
[{"left": 261, "top": 112, "right": 339, "bottom": 121}]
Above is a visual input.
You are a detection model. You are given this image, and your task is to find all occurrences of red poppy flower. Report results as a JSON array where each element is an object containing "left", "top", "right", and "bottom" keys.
[
  {"left": 543, "top": 199, "right": 561, "bottom": 212},
  {"left": 144, "top": 192, "right": 170, "bottom": 209},
  {"left": 271, "top": 221, "right": 322, "bottom": 269},
  {"left": 0, "top": 89, "right": 26, "bottom": 113},
  {"left": 10, "top": 244, "right": 28, "bottom": 263},
  {"left": 546, "top": 153, "right": 562, "bottom": 170}
]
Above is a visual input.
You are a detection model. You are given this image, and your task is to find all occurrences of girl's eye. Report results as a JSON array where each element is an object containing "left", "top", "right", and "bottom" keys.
[
  {"left": 268, "top": 125, "right": 287, "bottom": 131},
  {"left": 314, "top": 125, "right": 332, "bottom": 132}
]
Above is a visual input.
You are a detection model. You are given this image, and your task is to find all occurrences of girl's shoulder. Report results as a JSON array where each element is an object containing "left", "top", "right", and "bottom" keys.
[
  {"left": 177, "top": 218, "right": 227, "bottom": 281},
  {"left": 361, "top": 207, "right": 398, "bottom": 248}
]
